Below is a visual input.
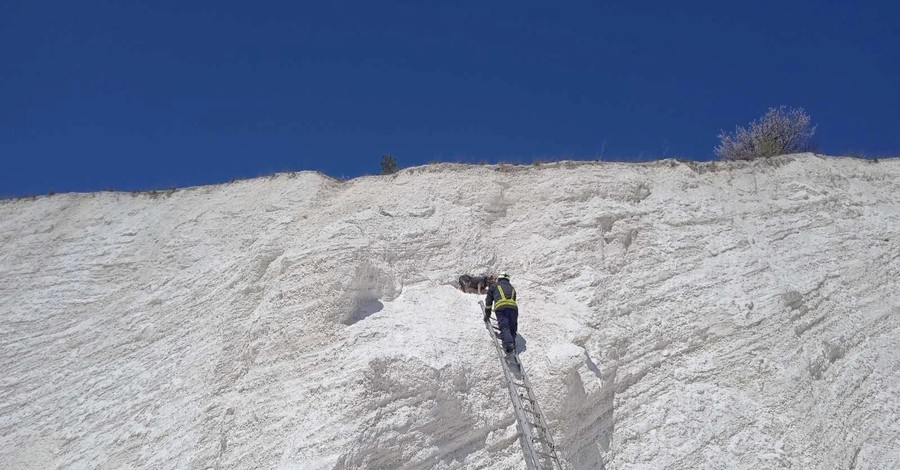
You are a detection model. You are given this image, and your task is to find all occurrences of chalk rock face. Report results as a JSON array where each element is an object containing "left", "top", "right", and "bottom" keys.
[{"left": 1, "top": 154, "right": 898, "bottom": 469}]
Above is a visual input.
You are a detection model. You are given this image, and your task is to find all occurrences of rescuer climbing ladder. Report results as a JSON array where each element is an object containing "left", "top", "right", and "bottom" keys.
[{"left": 478, "top": 301, "right": 563, "bottom": 470}]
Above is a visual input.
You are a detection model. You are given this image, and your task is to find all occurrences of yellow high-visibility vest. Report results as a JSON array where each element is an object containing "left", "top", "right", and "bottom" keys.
[{"left": 494, "top": 284, "right": 517, "bottom": 309}]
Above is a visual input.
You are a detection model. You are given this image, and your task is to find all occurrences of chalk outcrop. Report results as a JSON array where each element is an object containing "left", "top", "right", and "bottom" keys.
[{"left": 1, "top": 154, "right": 898, "bottom": 469}]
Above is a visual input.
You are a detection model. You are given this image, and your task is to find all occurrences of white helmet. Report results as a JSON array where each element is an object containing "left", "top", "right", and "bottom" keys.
[{"left": 497, "top": 271, "right": 510, "bottom": 280}]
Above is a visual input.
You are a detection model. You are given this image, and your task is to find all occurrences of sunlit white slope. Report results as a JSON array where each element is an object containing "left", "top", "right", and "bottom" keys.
[{"left": 0, "top": 154, "right": 898, "bottom": 469}]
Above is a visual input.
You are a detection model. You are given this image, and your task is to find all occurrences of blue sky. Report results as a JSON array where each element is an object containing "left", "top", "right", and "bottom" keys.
[{"left": 2, "top": 1, "right": 898, "bottom": 197}]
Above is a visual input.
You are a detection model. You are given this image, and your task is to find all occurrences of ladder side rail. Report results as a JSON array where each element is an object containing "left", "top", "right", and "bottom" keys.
[
  {"left": 482, "top": 316, "right": 543, "bottom": 470},
  {"left": 514, "top": 355, "right": 563, "bottom": 466},
  {"left": 513, "top": 353, "right": 564, "bottom": 469},
  {"left": 480, "top": 301, "right": 544, "bottom": 470},
  {"left": 484, "top": 301, "right": 564, "bottom": 470}
]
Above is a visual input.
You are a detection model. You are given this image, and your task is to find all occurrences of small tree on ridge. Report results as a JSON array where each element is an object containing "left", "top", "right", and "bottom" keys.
[
  {"left": 715, "top": 106, "right": 816, "bottom": 160},
  {"left": 380, "top": 154, "right": 400, "bottom": 175}
]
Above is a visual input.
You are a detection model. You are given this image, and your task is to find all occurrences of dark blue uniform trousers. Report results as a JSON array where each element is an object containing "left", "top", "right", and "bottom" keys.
[{"left": 496, "top": 308, "right": 518, "bottom": 352}]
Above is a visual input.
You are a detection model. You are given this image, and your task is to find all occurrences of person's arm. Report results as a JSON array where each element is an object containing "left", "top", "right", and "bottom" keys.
[{"left": 483, "top": 287, "right": 494, "bottom": 321}]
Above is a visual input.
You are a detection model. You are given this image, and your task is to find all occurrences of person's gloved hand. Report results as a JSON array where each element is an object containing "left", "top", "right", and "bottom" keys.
[{"left": 483, "top": 307, "right": 491, "bottom": 322}]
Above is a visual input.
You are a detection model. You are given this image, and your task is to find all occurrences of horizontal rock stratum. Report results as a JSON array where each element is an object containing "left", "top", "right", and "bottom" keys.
[{"left": 1, "top": 154, "right": 898, "bottom": 469}]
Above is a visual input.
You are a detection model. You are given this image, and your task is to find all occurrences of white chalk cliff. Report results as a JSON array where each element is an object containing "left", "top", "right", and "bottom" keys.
[{"left": 1, "top": 154, "right": 898, "bottom": 469}]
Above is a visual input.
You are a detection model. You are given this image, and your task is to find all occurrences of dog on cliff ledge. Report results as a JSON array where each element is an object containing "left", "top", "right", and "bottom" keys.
[{"left": 458, "top": 274, "right": 496, "bottom": 294}]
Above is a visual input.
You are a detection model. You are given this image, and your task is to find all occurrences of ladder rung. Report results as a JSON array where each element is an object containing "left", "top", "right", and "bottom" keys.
[
  {"left": 532, "top": 439, "right": 556, "bottom": 455},
  {"left": 526, "top": 421, "right": 546, "bottom": 431}
]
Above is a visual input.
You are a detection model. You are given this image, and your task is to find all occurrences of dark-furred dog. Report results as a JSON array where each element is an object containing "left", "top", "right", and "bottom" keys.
[{"left": 458, "top": 274, "right": 496, "bottom": 294}]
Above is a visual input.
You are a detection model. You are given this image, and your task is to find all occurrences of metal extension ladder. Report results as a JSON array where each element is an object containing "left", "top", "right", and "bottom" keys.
[{"left": 478, "top": 301, "right": 563, "bottom": 470}]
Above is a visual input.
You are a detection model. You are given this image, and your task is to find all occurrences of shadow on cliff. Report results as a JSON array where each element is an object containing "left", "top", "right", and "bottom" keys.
[{"left": 558, "top": 351, "right": 618, "bottom": 469}]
